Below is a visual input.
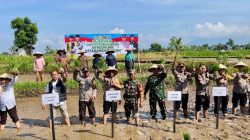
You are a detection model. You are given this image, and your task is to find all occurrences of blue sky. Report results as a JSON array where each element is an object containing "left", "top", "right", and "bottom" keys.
[{"left": 0, "top": 0, "right": 250, "bottom": 53}]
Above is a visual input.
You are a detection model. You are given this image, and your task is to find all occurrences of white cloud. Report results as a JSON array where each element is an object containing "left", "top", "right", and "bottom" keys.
[
  {"left": 109, "top": 28, "right": 125, "bottom": 34},
  {"left": 194, "top": 22, "right": 250, "bottom": 38}
]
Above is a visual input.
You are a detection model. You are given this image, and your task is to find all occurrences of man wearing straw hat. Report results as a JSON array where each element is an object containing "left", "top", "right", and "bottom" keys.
[
  {"left": 96, "top": 67, "right": 122, "bottom": 124},
  {"left": 54, "top": 49, "right": 68, "bottom": 74},
  {"left": 214, "top": 64, "right": 229, "bottom": 118},
  {"left": 33, "top": 51, "right": 45, "bottom": 82},
  {"left": 123, "top": 70, "right": 143, "bottom": 126},
  {"left": 106, "top": 49, "right": 117, "bottom": 68},
  {"left": 232, "top": 61, "right": 249, "bottom": 115},
  {"left": 144, "top": 64, "right": 167, "bottom": 120},
  {"left": 92, "top": 52, "right": 102, "bottom": 76},
  {"left": 172, "top": 61, "right": 192, "bottom": 118},
  {"left": 0, "top": 72, "right": 20, "bottom": 131},
  {"left": 78, "top": 50, "right": 89, "bottom": 69}
]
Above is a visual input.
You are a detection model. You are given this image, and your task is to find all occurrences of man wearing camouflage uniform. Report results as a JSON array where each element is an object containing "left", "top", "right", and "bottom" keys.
[
  {"left": 144, "top": 64, "right": 167, "bottom": 120},
  {"left": 123, "top": 70, "right": 143, "bottom": 126}
]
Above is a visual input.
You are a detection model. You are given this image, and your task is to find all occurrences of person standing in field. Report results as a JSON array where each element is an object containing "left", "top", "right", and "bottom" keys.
[
  {"left": 106, "top": 49, "right": 116, "bottom": 68},
  {"left": 144, "top": 64, "right": 167, "bottom": 120},
  {"left": 33, "top": 51, "right": 45, "bottom": 82},
  {"left": 92, "top": 52, "right": 102, "bottom": 76},
  {"left": 73, "top": 67, "right": 97, "bottom": 126},
  {"left": 123, "top": 70, "right": 143, "bottom": 126},
  {"left": 78, "top": 50, "right": 89, "bottom": 69},
  {"left": 214, "top": 64, "right": 229, "bottom": 118},
  {"left": 42, "top": 69, "right": 70, "bottom": 127},
  {"left": 194, "top": 64, "right": 214, "bottom": 122},
  {"left": 0, "top": 72, "right": 20, "bottom": 131},
  {"left": 124, "top": 48, "right": 135, "bottom": 75},
  {"left": 172, "top": 61, "right": 192, "bottom": 118},
  {"left": 231, "top": 61, "right": 249, "bottom": 115},
  {"left": 54, "top": 49, "right": 68, "bottom": 75},
  {"left": 96, "top": 67, "right": 122, "bottom": 125}
]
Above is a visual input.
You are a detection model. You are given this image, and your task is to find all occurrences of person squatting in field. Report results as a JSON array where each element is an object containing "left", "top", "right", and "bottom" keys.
[
  {"left": 96, "top": 67, "right": 122, "bottom": 125},
  {"left": 172, "top": 61, "right": 193, "bottom": 118},
  {"left": 0, "top": 72, "right": 20, "bottom": 131},
  {"left": 33, "top": 51, "right": 45, "bottom": 82},
  {"left": 42, "top": 69, "right": 70, "bottom": 127},
  {"left": 73, "top": 67, "right": 97, "bottom": 126},
  {"left": 144, "top": 64, "right": 167, "bottom": 120},
  {"left": 123, "top": 70, "right": 143, "bottom": 126}
]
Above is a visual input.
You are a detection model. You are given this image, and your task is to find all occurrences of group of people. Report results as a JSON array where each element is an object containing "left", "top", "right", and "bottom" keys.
[{"left": 1, "top": 49, "right": 250, "bottom": 131}]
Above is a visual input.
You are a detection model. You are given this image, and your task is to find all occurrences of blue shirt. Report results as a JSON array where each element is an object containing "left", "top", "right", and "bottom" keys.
[
  {"left": 0, "top": 77, "right": 18, "bottom": 111},
  {"left": 106, "top": 54, "right": 116, "bottom": 67}
]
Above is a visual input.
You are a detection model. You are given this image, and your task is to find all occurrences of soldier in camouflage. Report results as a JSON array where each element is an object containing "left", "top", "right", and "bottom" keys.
[
  {"left": 144, "top": 64, "right": 167, "bottom": 120},
  {"left": 123, "top": 70, "right": 143, "bottom": 126}
]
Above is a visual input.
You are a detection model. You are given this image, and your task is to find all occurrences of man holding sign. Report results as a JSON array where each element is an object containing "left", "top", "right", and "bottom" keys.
[
  {"left": 144, "top": 64, "right": 167, "bottom": 120},
  {"left": 42, "top": 69, "right": 70, "bottom": 127},
  {"left": 96, "top": 67, "right": 122, "bottom": 125},
  {"left": 172, "top": 61, "right": 192, "bottom": 118},
  {"left": 213, "top": 64, "right": 229, "bottom": 118}
]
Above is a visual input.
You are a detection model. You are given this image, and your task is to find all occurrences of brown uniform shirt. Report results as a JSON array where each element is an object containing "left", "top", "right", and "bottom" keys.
[
  {"left": 232, "top": 72, "right": 248, "bottom": 94},
  {"left": 195, "top": 72, "right": 213, "bottom": 95},
  {"left": 78, "top": 55, "right": 88, "bottom": 69},
  {"left": 172, "top": 69, "right": 191, "bottom": 94}
]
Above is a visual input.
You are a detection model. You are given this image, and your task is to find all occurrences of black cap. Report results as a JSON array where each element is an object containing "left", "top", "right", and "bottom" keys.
[{"left": 81, "top": 67, "right": 89, "bottom": 72}]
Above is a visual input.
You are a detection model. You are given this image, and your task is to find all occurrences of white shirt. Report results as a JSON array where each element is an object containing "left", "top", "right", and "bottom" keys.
[{"left": 0, "top": 77, "right": 18, "bottom": 111}]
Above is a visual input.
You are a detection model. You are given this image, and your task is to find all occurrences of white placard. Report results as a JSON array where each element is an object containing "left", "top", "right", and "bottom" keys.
[
  {"left": 42, "top": 93, "right": 59, "bottom": 105},
  {"left": 213, "top": 87, "right": 227, "bottom": 96},
  {"left": 105, "top": 90, "right": 121, "bottom": 101},
  {"left": 167, "top": 91, "right": 182, "bottom": 101}
]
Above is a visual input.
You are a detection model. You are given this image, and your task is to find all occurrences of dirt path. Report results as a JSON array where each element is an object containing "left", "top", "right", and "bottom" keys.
[{"left": 0, "top": 90, "right": 249, "bottom": 140}]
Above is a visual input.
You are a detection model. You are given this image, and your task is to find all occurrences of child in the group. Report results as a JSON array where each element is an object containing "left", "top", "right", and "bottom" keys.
[
  {"left": 33, "top": 52, "right": 45, "bottom": 82},
  {"left": 73, "top": 67, "right": 97, "bottom": 126},
  {"left": 0, "top": 72, "right": 20, "bottom": 131},
  {"left": 42, "top": 69, "right": 70, "bottom": 127}
]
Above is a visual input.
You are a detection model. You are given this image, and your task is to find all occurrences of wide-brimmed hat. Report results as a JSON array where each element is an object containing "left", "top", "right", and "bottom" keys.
[
  {"left": 218, "top": 64, "right": 228, "bottom": 69},
  {"left": 106, "top": 49, "right": 115, "bottom": 54},
  {"left": 57, "top": 49, "right": 67, "bottom": 55},
  {"left": 77, "top": 50, "right": 86, "bottom": 54},
  {"left": 33, "top": 51, "right": 43, "bottom": 56},
  {"left": 105, "top": 67, "right": 118, "bottom": 75},
  {"left": 148, "top": 64, "right": 159, "bottom": 72},
  {"left": 128, "top": 70, "right": 136, "bottom": 75},
  {"left": 0, "top": 73, "right": 12, "bottom": 80},
  {"left": 93, "top": 52, "right": 102, "bottom": 57},
  {"left": 234, "top": 61, "right": 247, "bottom": 67}
]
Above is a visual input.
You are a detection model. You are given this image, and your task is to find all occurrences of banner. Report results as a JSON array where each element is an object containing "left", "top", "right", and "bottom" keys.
[{"left": 64, "top": 34, "right": 138, "bottom": 57}]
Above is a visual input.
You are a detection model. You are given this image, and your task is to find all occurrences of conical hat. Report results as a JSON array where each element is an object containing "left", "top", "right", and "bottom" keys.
[
  {"left": 93, "top": 52, "right": 102, "bottom": 57},
  {"left": 105, "top": 66, "right": 118, "bottom": 75},
  {"left": 148, "top": 64, "right": 158, "bottom": 72},
  {"left": 106, "top": 49, "right": 115, "bottom": 54},
  {"left": 77, "top": 50, "right": 86, "bottom": 54},
  {"left": 33, "top": 51, "right": 43, "bottom": 56},
  {"left": 234, "top": 61, "right": 247, "bottom": 67},
  {"left": 57, "top": 49, "right": 67, "bottom": 55},
  {"left": 218, "top": 64, "right": 228, "bottom": 69},
  {"left": 0, "top": 73, "right": 11, "bottom": 80}
]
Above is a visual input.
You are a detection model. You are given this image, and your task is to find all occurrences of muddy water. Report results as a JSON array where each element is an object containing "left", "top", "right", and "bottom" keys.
[{"left": 0, "top": 92, "right": 249, "bottom": 140}]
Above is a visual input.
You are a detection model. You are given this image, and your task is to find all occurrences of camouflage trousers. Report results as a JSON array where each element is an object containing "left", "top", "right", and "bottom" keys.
[{"left": 149, "top": 99, "right": 166, "bottom": 119}]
